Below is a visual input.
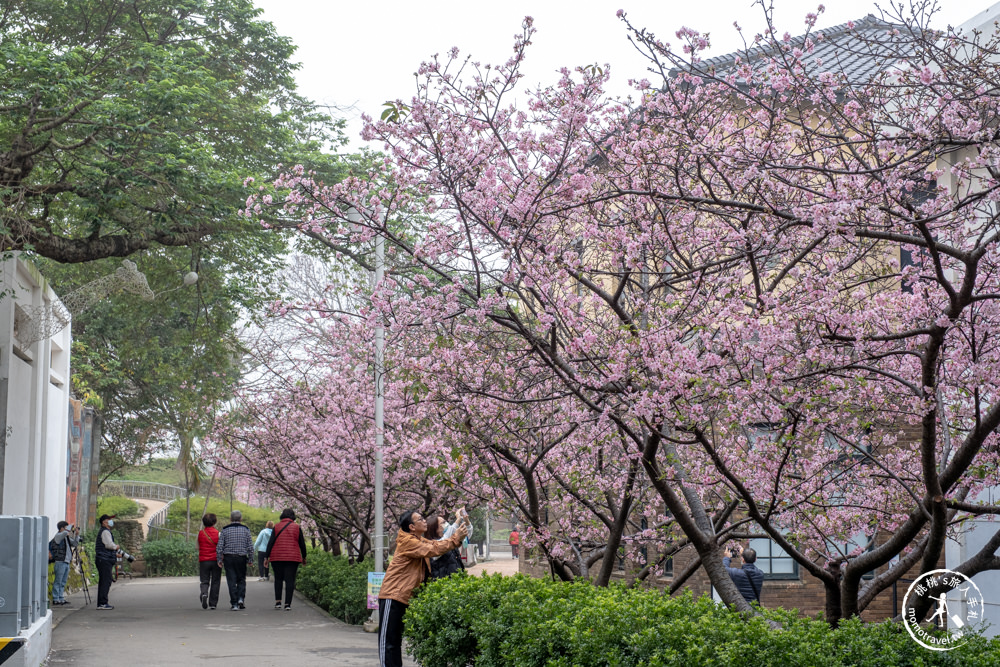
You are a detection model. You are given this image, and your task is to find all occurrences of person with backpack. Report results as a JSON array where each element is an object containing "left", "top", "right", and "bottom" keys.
[
  {"left": 264, "top": 509, "right": 306, "bottom": 610},
  {"left": 197, "top": 513, "right": 222, "bottom": 610},
  {"left": 378, "top": 509, "right": 469, "bottom": 667},
  {"left": 49, "top": 521, "right": 79, "bottom": 606},
  {"left": 723, "top": 543, "right": 764, "bottom": 606}
]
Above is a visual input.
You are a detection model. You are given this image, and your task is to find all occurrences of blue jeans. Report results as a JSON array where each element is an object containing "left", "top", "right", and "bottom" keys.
[{"left": 52, "top": 561, "right": 70, "bottom": 602}]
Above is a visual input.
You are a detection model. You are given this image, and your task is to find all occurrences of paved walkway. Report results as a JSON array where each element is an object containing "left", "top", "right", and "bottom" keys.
[
  {"left": 468, "top": 547, "right": 520, "bottom": 577},
  {"left": 132, "top": 498, "right": 168, "bottom": 538},
  {"left": 49, "top": 577, "right": 411, "bottom": 666},
  {"left": 50, "top": 551, "right": 521, "bottom": 666}
]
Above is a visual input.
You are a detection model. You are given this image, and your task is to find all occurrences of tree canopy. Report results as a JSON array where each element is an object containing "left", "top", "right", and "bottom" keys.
[{"left": 0, "top": 0, "right": 342, "bottom": 263}]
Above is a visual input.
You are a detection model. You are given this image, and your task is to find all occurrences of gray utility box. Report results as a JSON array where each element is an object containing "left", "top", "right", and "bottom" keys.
[
  {"left": 0, "top": 515, "right": 49, "bottom": 633},
  {"left": 0, "top": 516, "right": 24, "bottom": 636},
  {"left": 19, "top": 516, "right": 35, "bottom": 629},
  {"left": 35, "top": 516, "right": 49, "bottom": 620}
]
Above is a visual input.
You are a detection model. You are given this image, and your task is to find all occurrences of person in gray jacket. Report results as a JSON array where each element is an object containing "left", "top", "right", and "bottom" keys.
[{"left": 723, "top": 543, "right": 764, "bottom": 605}]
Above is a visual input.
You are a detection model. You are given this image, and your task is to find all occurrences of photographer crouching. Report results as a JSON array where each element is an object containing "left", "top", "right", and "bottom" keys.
[{"left": 94, "top": 514, "right": 134, "bottom": 610}]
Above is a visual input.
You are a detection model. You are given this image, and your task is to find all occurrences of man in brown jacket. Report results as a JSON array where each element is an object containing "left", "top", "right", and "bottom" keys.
[{"left": 378, "top": 509, "right": 468, "bottom": 667}]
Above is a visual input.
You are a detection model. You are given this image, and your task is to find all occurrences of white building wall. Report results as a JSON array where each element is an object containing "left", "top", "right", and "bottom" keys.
[
  {"left": 947, "top": 486, "right": 1000, "bottom": 638},
  {"left": 0, "top": 254, "right": 71, "bottom": 526}
]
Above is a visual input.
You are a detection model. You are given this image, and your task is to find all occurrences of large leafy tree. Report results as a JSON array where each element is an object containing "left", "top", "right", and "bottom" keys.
[
  {"left": 0, "top": 0, "right": 341, "bottom": 262},
  {"left": 45, "top": 248, "right": 249, "bottom": 488}
]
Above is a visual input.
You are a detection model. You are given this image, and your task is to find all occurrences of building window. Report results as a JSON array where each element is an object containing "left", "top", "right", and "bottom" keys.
[
  {"left": 661, "top": 552, "right": 674, "bottom": 577},
  {"left": 748, "top": 538, "right": 799, "bottom": 580}
]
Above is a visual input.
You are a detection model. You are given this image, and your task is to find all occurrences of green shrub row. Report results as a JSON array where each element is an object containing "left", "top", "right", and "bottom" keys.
[
  {"left": 142, "top": 537, "right": 200, "bottom": 576},
  {"left": 165, "top": 496, "right": 279, "bottom": 536},
  {"left": 296, "top": 551, "right": 371, "bottom": 625},
  {"left": 95, "top": 496, "right": 142, "bottom": 520},
  {"left": 405, "top": 575, "right": 1000, "bottom": 667}
]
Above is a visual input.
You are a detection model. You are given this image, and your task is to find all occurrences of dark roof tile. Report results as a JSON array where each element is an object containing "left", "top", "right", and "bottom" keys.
[{"left": 677, "top": 14, "right": 920, "bottom": 85}]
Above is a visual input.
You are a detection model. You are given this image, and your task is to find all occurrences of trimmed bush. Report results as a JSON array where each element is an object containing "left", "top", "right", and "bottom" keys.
[
  {"left": 296, "top": 551, "right": 371, "bottom": 624},
  {"left": 166, "top": 496, "right": 277, "bottom": 537},
  {"left": 142, "top": 537, "right": 199, "bottom": 576},
  {"left": 95, "top": 495, "right": 141, "bottom": 520},
  {"left": 405, "top": 575, "right": 1000, "bottom": 667}
]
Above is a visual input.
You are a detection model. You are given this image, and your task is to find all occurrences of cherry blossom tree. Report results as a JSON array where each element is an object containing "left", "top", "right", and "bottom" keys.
[
  {"left": 209, "top": 264, "right": 470, "bottom": 557},
  {"left": 250, "top": 1, "right": 1000, "bottom": 623}
]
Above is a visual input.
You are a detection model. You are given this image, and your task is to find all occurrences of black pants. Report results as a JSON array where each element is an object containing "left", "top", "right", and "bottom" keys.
[
  {"left": 271, "top": 561, "right": 299, "bottom": 606},
  {"left": 96, "top": 559, "right": 115, "bottom": 606},
  {"left": 257, "top": 551, "right": 269, "bottom": 579},
  {"left": 222, "top": 555, "right": 248, "bottom": 607},
  {"left": 199, "top": 560, "right": 222, "bottom": 607},
  {"left": 378, "top": 598, "right": 408, "bottom": 667}
]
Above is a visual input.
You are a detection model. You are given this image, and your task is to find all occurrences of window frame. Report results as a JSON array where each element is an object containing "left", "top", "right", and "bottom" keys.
[{"left": 748, "top": 537, "right": 800, "bottom": 580}]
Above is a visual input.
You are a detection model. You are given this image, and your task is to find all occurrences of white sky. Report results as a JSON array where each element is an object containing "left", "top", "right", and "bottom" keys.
[{"left": 253, "top": 0, "right": 998, "bottom": 149}]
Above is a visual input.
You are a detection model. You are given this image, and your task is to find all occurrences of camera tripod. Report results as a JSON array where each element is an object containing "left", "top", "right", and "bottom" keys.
[{"left": 72, "top": 546, "right": 92, "bottom": 606}]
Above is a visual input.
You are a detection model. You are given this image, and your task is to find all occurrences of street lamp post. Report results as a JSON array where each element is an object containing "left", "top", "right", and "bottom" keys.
[
  {"left": 373, "top": 225, "right": 385, "bottom": 575},
  {"left": 347, "top": 207, "right": 385, "bottom": 576}
]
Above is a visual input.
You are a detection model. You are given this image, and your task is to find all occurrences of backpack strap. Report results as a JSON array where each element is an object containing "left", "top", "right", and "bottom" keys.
[
  {"left": 746, "top": 568, "right": 761, "bottom": 604},
  {"left": 265, "top": 520, "right": 293, "bottom": 557}
]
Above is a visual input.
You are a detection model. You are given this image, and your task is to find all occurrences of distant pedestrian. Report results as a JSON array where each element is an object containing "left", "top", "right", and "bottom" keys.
[
  {"left": 378, "top": 509, "right": 468, "bottom": 667},
  {"left": 508, "top": 527, "right": 520, "bottom": 559},
  {"left": 254, "top": 521, "right": 274, "bottom": 581},
  {"left": 197, "top": 513, "right": 222, "bottom": 610},
  {"left": 94, "top": 514, "right": 120, "bottom": 610},
  {"left": 50, "top": 521, "right": 79, "bottom": 605},
  {"left": 265, "top": 509, "right": 306, "bottom": 610},
  {"left": 216, "top": 510, "right": 253, "bottom": 611}
]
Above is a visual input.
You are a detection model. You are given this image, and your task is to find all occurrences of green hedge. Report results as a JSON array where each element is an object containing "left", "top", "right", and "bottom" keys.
[
  {"left": 165, "top": 496, "right": 278, "bottom": 537},
  {"left": 404, "top": 575, "right": 1000, "bottom": 667},
  {"left": 142, "top": 537, "right": 199, "bottom": 576},
  {"left": 296, "top": 551, "right": 371, "bottom": 625},
  {"left": 96, "top": 496, "right": 142, "bottom": 520}
]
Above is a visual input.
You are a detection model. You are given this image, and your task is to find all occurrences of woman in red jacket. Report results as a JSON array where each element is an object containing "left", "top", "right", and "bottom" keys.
[
  {"left": 197, "top": 513, "right": 221, "bottom": 609},
  {"left": 265, "top": 508, "right": 307, "bottom": 610}
]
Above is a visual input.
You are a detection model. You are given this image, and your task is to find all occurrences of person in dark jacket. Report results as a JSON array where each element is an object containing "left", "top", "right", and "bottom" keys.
[
  {"left": 94, "top": 514, "right": 120, "bottom": 610},
  {"left": 425, "top": 515, "right": 465, "bottom": 580},
  {"left": 216, "top": 510, "right": 254, "bottom": 610},
  {"left": 265, "top": 508, "right": 307, "bottom": 610},
  {"left": 723, "top": 543, "right": 764, "bottom": 605}
]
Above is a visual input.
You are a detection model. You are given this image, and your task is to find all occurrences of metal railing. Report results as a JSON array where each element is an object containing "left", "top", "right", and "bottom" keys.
[
  {"left": 101, "top": 480, "right": 190, "bottom": 502},
  {"left": 146, "top": 502, "right": 172, "bottom": 531},
  {"left": 143, "top": 498, "right": 197, "bottom": 539},
  {"left": 146, "top": 524, "right": 190, "bottom": 541}
]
